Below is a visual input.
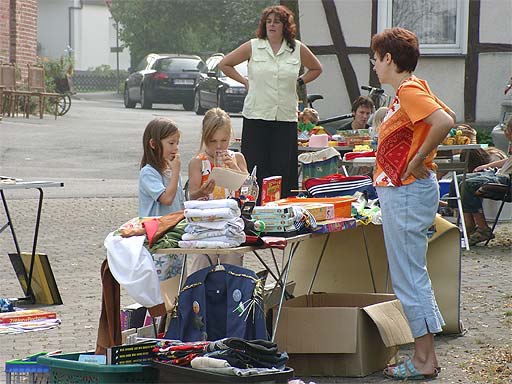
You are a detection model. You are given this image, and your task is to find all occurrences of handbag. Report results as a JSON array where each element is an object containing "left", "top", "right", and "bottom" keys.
[{"left": 305, "top": 173, "right": 378, "bottom": 200}]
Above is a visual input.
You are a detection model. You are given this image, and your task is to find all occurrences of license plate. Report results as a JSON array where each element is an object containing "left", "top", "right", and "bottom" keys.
[{"left": 174, "top": 79, "right": 194, "bottom": 85}]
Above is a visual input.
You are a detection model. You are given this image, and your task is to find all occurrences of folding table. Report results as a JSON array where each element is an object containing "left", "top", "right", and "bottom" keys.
[
  {"left": 1, "top": 180, "right": 64, "bottom": 303},
  {"left": 155, "top": 232, "right": 330, "bottom": 341}
]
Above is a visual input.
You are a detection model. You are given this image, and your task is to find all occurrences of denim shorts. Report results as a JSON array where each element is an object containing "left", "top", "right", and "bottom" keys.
[{"left": 376, "top": 173, "right": 445, "bottom": 338}]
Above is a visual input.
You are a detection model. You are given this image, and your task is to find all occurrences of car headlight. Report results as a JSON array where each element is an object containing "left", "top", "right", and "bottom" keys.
[{"left": 225, "top": 87, "right": 245, "bottom": 94}]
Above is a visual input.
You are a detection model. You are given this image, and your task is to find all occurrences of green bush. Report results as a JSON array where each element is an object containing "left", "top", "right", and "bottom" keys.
[{"left": 38, "top": 55, "right": 74, "bottom": 92}]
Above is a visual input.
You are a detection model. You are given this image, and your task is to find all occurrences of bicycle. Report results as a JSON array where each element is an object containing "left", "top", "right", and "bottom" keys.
[
  {"left": 45, "top": 74, "right": 74, "bottom": 116},
  {"left": 306, "top": 85, "right": 390, "bottom": 133}
]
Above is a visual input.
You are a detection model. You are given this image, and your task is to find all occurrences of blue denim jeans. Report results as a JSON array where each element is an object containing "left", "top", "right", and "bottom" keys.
[
  {"left": 377, "top": 172, "right": 445, "bottom": 338},
  {"left": 451, "top": 171, "right": 510, "bottom": 213}
]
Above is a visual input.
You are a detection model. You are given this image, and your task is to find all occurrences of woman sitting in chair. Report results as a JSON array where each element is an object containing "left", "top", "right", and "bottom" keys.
[{"left": 456, "top": 118, "right": 512, "bottom": 245}]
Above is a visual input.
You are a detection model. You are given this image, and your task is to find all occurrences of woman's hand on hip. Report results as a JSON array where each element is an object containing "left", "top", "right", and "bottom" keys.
[{"left": 402, "top": 155, "right": 430, "bottom": 181}]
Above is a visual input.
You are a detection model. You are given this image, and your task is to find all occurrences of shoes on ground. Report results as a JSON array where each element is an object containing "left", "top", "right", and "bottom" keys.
[{"left": 468, "top": 226, "right": 495, "bottom": 246}]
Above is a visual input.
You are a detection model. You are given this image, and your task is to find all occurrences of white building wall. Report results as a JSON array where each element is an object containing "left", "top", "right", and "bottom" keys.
[
  {"left": 38, "top": 0, "right": 130, "bottom": 71},
  {"left": 37, "top": 0, "right": 70, "bottom": 59},
  {"left": 298, "top": 0, "right": 512, "bottom": 126}
]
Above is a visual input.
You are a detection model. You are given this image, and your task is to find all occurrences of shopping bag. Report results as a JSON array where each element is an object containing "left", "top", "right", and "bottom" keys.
[
  {"left": 305, "top": 173, "right": 378, "bottom": 200},
  {"left": 298, "top": 147, "right": 341, "bottom": 188}
]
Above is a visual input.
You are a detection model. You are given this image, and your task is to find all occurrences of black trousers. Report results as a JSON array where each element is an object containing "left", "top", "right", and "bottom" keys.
[{"left": 241, "top": 118, "right": 298, "bottom": 201}]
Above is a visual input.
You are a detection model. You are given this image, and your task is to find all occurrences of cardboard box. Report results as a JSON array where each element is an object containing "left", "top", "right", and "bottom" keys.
[
  {"left": 261, "top": 176, "right": 282, "bottom": 204},
  {"left": 297, "top": 202, "right": 334, "bottom": 222},
  {"left": 269, "top": 197, "right": 355, "bottom": 218},
  {"left": 273, "top": 293, "right": 413, "bottom": 377}
]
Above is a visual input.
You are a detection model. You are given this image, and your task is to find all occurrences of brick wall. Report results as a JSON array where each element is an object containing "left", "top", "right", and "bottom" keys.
[
  {"left": 0, "top": 0, "right": 37, "bottom": 80},
  {"left": 0, "top": 1, "right": 10, "bottom": 63}
]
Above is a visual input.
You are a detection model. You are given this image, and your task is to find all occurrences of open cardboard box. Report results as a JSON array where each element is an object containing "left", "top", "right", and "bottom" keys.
[{"left": 273, "top": 293, "right": 414, "bottom": 377}]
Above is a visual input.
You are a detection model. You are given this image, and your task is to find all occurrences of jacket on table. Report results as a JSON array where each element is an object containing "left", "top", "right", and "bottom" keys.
[{"left": 165, "top": 263, "right": 268, "bottom": 342}]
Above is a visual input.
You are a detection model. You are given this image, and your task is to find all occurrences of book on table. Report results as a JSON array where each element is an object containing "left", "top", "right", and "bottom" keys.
[{"left": 106, "top": 341, "right": 157, "bottom": 365}]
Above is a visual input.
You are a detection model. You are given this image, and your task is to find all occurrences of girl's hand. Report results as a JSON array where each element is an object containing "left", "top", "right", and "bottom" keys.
[
  {"left": 402, "top": 155, "right": 430, "bottom": 181},
  {"left": 169, "top": 154, "right": 181, "bottom": 172},
  {"left": 200, "top": 179, "right": 215, "bottom": 196},
  {"left": 223, "top": 154, "right": 239, "bottom": 170}
]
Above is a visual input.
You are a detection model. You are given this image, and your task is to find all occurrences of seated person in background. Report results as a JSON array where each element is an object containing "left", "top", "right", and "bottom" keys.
[
  {"left": 339, "top": 96, "right": 374, "bottom": 131},
  {"left": 452, "top": 118, "right": 512, "bottom": 245},
  {"left": 298, "top": 107, "right": 319, "bottom": 135},
  {"left": 369, "top": 106, "right": 389, "bottom": 141}
]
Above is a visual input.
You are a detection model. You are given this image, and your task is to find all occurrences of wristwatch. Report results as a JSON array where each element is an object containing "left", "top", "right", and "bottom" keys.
[{"left": 297, "top": 77, "right": 305, "bottom": 87}]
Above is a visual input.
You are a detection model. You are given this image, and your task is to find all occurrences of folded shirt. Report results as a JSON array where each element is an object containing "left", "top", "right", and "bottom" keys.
[{"left": 344, "top": 151, "right": 376, "bottom": 160}]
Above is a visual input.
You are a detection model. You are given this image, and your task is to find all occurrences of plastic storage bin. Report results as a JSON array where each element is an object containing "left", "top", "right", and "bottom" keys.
[
  {"left": 37, "top": 352, "right": 158, "bottom": 384},
  {"left": 154, "top": 361, "right": 293, "bottom": 383},
  {"left": 6, "top": 353, "right": 50, "bottom": 384}
]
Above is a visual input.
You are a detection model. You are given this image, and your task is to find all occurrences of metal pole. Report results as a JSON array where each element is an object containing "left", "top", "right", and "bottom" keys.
[{"left": 116, "top": 20, "right": 120, "bottom": 94}]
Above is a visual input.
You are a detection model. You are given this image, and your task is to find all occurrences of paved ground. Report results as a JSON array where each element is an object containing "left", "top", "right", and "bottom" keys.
[{"left": 0, "top": 94, "right": 511, "bottom": 383}]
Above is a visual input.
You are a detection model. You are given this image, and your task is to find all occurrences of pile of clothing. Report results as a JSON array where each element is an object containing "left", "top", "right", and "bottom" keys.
[
  {"left": 153, "top": 337, "right": 289, "bottom": 376},
  {"left": 179, "top": 199, "right": 246, "bottom": 249}
]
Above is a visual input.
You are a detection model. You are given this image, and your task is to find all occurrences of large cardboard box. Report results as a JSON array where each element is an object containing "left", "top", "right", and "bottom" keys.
[{"left": 273, "top": 293, "right": 413, "bottom": 377}]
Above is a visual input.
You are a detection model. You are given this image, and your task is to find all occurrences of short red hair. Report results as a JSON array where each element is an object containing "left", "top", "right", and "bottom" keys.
[{"left": 371, "top": 27, "right": 420, "bottom": 72}]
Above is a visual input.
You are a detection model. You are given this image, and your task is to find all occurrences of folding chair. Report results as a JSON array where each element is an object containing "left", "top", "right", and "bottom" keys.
[{"left": 475, "top": 174, "right": 512, "bottom": 245}]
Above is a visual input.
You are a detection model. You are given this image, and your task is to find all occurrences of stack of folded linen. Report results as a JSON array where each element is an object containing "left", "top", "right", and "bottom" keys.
[{"left": 179, "top": 199, "right": 246, "bottom": 249}]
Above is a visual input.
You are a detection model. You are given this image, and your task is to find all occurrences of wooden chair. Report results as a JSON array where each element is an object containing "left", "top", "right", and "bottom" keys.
[
  {"left": 0, "top": 63, "right": 30, "bottom": 117},
  {"left": 27, "top": 64, "right": 61, "bottom": 119}
]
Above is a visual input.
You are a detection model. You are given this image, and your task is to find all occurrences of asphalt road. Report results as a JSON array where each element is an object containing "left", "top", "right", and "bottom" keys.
[{"left": 0, "top": 92, "right": 243, "bottom": 198}]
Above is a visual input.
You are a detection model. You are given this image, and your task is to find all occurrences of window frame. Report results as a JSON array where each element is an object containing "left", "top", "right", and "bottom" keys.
[{"left": 377, "top": 0, "right": 468, "bottom": 55}]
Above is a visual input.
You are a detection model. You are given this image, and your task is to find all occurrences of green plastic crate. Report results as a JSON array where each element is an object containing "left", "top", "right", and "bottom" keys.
[
  {"left": 37, "top": 352, "right": 158, "bottom": 384},
  {"left": 5, "top": 352, "right": 50, "bottom": 384}
]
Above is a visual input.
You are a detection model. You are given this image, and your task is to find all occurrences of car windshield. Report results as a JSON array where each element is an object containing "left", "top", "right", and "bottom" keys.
[
  {"left": 159, "top": 58, "right": 202, "bottom": 72},
  {"left": 220, "top": 61, "right": 248, "bottom": 78}
]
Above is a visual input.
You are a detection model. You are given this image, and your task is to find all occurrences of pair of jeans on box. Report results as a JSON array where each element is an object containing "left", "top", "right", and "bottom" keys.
[{"left": 377, "top": 172, "right": 445, "bottom": 338}]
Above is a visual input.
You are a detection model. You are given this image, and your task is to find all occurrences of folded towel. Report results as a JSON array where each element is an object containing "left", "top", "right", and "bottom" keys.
[
  {"left": 184, "top": 199, "right": 239, "bottom": 210},
  {"left": 185, "top": 207, "right": 241, "bottom": 221}
]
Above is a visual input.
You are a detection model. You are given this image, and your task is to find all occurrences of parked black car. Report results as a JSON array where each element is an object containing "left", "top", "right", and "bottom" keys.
[
  {"left": 194, "top": 53, "right": 247, "bottom": 115},
  {"left": 124, "top": 53, "right": 205, "bottom": 110}
]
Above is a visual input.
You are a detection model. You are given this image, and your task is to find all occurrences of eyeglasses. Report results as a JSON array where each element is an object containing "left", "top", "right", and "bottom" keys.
[{"left": 369, "top": 58, "right": 376, "bottom": 66}]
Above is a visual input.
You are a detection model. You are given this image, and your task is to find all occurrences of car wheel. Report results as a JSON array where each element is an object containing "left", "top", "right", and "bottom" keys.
[
  {"left": 124, "top": 86, "right": 136, "bottom": 108},
  {"left": 140, "top": 86, "right": 152, "bottom": 109},
  {"left": 194, "top": 91, "right": 206, "bottom": 115},
  {"left": 183, "top": 98, "right": 194, "bottom": 111}
]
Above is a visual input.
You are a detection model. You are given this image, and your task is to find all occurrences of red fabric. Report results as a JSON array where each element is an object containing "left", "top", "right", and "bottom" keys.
[
  {"left": 142, "top": 218, "right": 159, "bottom": 247},
  {"left": 376, "top": 126, "right": 413, "bottom": 186},
  {"left": 344, "top": 151, "right": 375, "bottom": 160},
  {"left": 261, "top": 236, "right": 288, "bottom": 250},
  {"left": 304, "top": 174, "right": 370, "bottom": 189}
]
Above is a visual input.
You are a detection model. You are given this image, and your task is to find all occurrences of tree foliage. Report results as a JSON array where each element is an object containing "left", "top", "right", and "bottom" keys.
[{"left": 110, "top": 0, "right": 278, "bottom": 67}]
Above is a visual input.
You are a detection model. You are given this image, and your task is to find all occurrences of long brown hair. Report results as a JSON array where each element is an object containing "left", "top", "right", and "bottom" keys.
[
  {"left": 140, "top": 117, "right": 179, "bottom": 173},
  {"left": 256, "top": 5, "right": 296, "bottom": 51}
]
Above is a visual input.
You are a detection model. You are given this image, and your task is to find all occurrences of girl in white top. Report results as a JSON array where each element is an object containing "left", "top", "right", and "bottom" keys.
[{"left": 219, "top": 5, "right": 322, "bottom": 201}]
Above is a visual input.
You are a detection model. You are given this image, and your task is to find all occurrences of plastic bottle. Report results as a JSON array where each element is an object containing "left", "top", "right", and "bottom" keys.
[{"left": 240, "top": 165, "right": 259, "bottom": 202}]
